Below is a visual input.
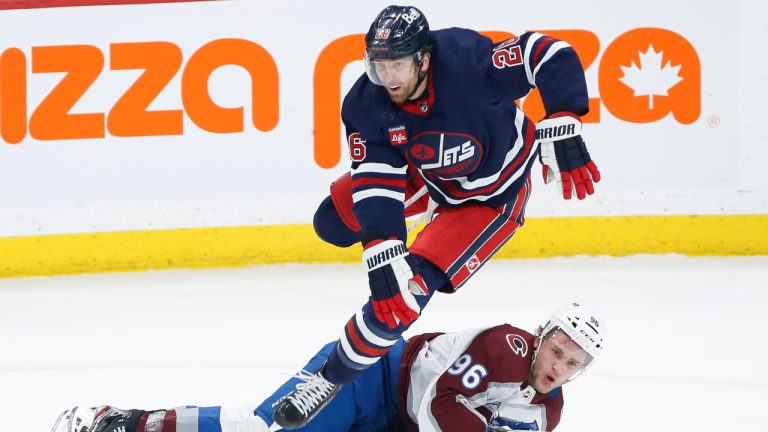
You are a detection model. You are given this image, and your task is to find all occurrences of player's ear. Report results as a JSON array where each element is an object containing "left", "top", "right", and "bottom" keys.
[
  {"left": 420, "top": 52, "right": 430, "bottom": 72},
  {"left": 533, "top": 336, "right": 541, "bottom": 350}
]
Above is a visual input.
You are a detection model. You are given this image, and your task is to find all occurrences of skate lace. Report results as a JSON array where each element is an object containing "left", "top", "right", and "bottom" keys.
[{"left": 287, "top": 372, "right": 336, "bottom": 415}]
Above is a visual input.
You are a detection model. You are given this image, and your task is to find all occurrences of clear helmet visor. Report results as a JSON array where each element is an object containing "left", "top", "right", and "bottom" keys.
[{"left": 364, "top": 52, "right": 419, "bottom": 87}]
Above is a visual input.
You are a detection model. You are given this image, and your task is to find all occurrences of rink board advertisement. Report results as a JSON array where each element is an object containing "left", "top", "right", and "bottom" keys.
[{"left": 0, "top": 0, "right": 765, "bottom": 276}]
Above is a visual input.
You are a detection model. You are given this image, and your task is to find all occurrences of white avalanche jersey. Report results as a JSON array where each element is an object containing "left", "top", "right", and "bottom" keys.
[{"left": 398, "top": 325, "right": 564, "bottom": 431}]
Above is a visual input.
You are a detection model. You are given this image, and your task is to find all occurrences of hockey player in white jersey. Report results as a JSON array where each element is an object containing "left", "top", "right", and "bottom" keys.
[{"left": 51, "top": 303, "right": 604, "bottom": 432}]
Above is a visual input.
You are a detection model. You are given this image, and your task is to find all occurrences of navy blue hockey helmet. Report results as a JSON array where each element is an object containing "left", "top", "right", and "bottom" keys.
[{"left": 365, "top": 5, "right": 430, "bottom": 61}]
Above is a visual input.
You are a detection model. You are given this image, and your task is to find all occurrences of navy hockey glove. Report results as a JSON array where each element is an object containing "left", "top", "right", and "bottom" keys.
[
  {"left": 362, "top": 239, "right": 428, "bottom": 329},
  {"left": 537, "top": 113, "right": 601, "bottom": 200}
]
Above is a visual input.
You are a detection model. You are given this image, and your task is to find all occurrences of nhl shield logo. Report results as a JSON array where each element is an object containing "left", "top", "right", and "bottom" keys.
[{"left": 389, "top": 125, "right": 408, "bottom": 146}]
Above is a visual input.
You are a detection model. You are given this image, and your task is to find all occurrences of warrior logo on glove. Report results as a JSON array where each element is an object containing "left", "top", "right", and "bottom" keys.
[
  {"left": 537, "top": 112, "right": 602, "bottom": 200},
  {"left": 366, "top": 242, "right": 408, "bottom": 270},
  {"left": 363, "top": 239, "right": 429, "bottom": 329}
]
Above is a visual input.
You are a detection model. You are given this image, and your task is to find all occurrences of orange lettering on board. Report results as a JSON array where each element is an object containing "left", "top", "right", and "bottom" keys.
[
  {"left": 1, "top": 48, "right": 27, "bottom": 144},
  {"left": 313, "top": 34, "right": 366, "bottom": 169},
  {"left": 108, "top": 42, "right": 183, "bottom": 137},
  {"left": 182, "top": 38, "right": 279, "bottom": 133},
  {"left": 30, "top": 45, "right": 105, "bottom": 140}
]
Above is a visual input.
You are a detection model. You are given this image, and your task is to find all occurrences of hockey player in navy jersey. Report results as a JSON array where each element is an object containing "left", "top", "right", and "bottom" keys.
[
  {"left": 272, "top": 5, "right": 602, "bottom": 428},
  {"left": 51, "top": 303, "right": 605, "bottom": 432}
]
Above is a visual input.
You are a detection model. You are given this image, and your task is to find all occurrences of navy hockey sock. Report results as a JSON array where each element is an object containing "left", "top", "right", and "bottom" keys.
[{"left": 324, "top": 256, "right": 447, "bottom": 384}]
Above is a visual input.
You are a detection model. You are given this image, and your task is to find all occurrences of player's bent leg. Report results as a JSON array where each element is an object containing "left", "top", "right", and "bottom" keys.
[
  {"left": 323, "top": 256, "right": 447, "bottom": 385},
  {"left": 51, "top": 405, "right": 273, "bottom": 432},
  {"left": 409, "top": 178, "right": 531, "bottom": 291},
  {"left": 313, "top": 195, "right": 361, "bottom": 247},
  {"left": 268, "top": 342, "right": 348, "bottom": 430},
  {"left": 316, "top": 169, "right": 430, "bottom": 248},
  {"left": 272, "top": 259, "right": 445, "bottom": 430},
  {"left": 51, "top": 406, "right": 160, "bottom": 432},
  {"left": 193, "top": 406, "right": 271, "bottom": 432}
]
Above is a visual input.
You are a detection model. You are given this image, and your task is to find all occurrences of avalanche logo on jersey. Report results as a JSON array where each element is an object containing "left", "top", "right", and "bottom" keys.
[
  {"left": 408, "top": 131, "right": 482, "bottom": 178},
  {"left": 506, "top": 334, "right": 529, "bottom": 356}
]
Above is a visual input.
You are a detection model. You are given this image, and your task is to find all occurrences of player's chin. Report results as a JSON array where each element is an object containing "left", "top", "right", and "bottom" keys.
[
  {"left": 533, "top": 376, "right": 557, "bottom": 393},
  {"left": 385, "top": 86, "right": 406, "bottom": 102}
]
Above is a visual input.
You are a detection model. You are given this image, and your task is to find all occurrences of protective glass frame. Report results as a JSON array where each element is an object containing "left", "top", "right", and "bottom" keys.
[{"left": 364, "top": 52, "right": 419, "bottom": 87}]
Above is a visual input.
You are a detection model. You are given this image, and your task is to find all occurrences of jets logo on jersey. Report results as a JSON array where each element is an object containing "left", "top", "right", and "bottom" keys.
[
  {"left": 389, "top": 125, "right": 408, "bottom": 145},
  {"left": 409, "top": 131, "right": 482, "bottom": 178},
  {"left": 506, "top": 334, "right": 529, "bottom": 356}
]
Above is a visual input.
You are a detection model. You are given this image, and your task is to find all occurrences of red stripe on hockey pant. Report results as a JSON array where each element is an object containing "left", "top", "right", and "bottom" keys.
[
  {"left": 344, "top": 319, "right": 390, "bottom": 357},
  {"left": 136, "top": 411, "right": 150, "bottom": 432},
  {"left": 451, "top": 265, "right": 472, "bottom": 289},
  {"left": 468, "top": 196, "right": 528, "bottom": 262},
  {"left": 450, "top": 216, "right": 521, "bottom": 288},
  {"left": 410, "top": 184, "right": 528, "bottom": 289},
  {"left": 162, "top": 409, "right": 176, "bottom": 432},
  {"left": 409, "top": 204, "right": 515, "bottom": 280}
]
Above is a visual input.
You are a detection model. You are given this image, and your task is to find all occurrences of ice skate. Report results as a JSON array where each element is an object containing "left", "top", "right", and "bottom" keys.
[
  {"left": 50, "top": 406, "right": 136, "bottom": 432},
  {"left": 272, "top": 368, "right": 341, "bottom": 429}
]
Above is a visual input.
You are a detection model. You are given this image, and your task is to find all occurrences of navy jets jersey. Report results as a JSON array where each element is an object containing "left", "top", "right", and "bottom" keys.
[
  {"left": 341, "top": 28, "right": 589, "bottom": 241},
  {"left": 399, "top": 325, "right": 564, "bottom": 431}
]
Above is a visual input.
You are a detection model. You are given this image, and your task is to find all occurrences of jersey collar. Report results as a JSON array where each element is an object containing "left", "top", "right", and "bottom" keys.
[{"left": 397, "top": 67, "right": 435, "bottom": 116}]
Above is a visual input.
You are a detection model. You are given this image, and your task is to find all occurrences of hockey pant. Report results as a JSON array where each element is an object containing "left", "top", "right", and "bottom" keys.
[{"left": 319, "top": 174, "right": 533, "bottom": 384}]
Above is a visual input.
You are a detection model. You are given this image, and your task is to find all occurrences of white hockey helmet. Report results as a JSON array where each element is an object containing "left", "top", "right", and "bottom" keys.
[{"left": 542, "top": 303, "right": 605, "bottom": 367}]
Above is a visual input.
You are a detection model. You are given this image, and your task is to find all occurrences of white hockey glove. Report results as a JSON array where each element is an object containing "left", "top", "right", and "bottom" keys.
[
  {"left": 537, "top": 113, "right": 601, "bottom": 200},
  {"left": 362, "top": 239, "right": 429, "bottom": 329}
]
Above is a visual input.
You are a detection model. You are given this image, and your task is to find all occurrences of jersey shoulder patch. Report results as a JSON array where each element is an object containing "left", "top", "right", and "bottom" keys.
[{"left": 505, "top": 333, "right": 529, "bottom": 357}]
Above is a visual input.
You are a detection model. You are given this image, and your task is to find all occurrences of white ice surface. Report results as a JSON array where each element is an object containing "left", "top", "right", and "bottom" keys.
[{"left": 1, "top": 255, "right": 767, "bottom": 431}]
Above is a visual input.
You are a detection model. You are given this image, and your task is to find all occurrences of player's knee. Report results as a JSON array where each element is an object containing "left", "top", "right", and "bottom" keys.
[{"left": 313, "top": 195, "right": 361, "bottom": 247}]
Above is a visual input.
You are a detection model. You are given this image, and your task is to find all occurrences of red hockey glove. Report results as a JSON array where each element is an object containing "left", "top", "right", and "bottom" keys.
[
  {"left": 362, "top": 239, "right": 429, "bottom": 329},
  {"left": 537, "top": 113, "right": 601, "bottom": 200}
]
